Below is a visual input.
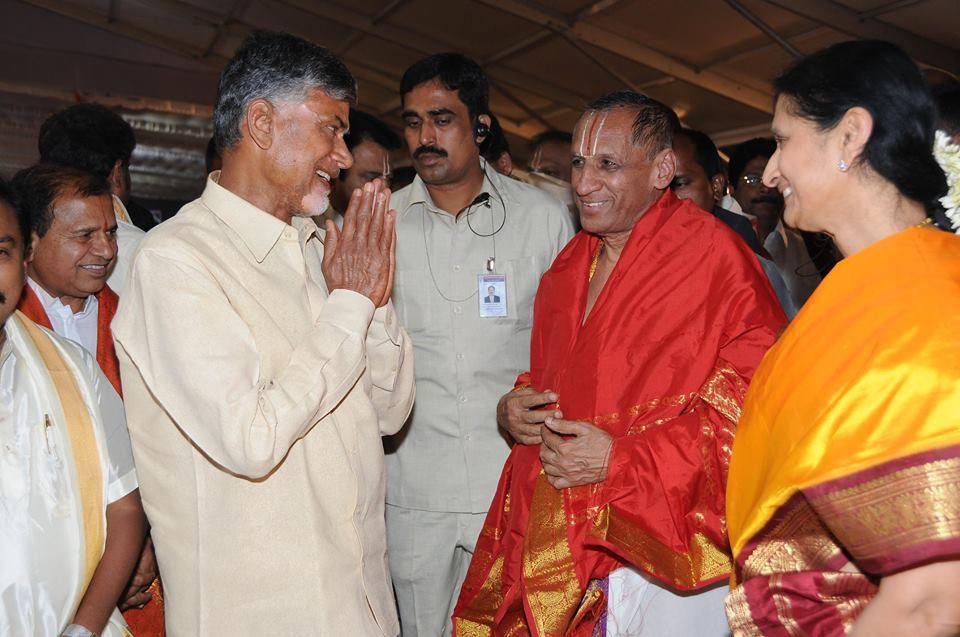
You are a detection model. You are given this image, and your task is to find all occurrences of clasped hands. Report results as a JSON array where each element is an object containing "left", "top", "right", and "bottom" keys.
[
  {"left": 497, "top": 387, "right": 613, "bottom": 489},
  {"left": 322, "top": 178, "right": 396, "bottom": 307}
]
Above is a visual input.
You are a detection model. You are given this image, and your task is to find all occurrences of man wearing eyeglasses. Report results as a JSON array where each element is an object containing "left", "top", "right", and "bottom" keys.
[{"left": 729, "top": 138, "right": 821, "bottom": 309}]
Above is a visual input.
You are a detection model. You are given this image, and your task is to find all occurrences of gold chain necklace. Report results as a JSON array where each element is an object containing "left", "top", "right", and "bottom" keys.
[
  {"left": 915, "top": 217, "right": 934, "bottom": 229},
  {"left": 588, "top": 243, "right": 603, "bottom": 281}
]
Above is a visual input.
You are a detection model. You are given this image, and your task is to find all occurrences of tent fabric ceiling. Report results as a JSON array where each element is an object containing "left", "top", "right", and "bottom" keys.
[{"left": 0, "top": 0, "right": 957, "bottom": 199}]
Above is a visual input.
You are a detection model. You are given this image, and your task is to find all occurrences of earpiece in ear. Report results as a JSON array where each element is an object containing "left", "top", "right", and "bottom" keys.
[{"left": 475, "top": 122, "right": 490, "bottom": 140}]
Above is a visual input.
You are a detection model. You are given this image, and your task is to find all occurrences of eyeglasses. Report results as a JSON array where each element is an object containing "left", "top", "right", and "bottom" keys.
[{"left": 740, "top": 173, "right": 763, "bottom": 186}]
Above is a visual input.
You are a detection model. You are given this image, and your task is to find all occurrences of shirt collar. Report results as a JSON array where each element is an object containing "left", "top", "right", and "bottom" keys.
[
  {"left": 26, "top": 277, "right": 97, "bottom": 318},
  {"left": 201, "top": 171, "right": 291, "bottom": 263},
  {"left": 398, "top": 159, "right": 516, "bottom": 218}
]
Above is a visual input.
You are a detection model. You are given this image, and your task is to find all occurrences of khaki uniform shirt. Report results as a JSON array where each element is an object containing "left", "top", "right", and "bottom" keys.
[
  {"left": 113, "top": 174, "right": 414, "bottom": 636},
  {"left": 387, "top": 163, "right": 574, "bottom": 512}
]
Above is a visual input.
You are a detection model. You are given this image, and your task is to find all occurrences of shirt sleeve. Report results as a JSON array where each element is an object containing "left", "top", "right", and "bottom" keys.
[
  {"left": 84, "top": 350, "right": 138, "bottom": 504},
  {"left": 365, "top": 301, "right": 415, "bottom": 435},
  {"left": 113, "top": 248, "right": 376, "bottom": 479}
]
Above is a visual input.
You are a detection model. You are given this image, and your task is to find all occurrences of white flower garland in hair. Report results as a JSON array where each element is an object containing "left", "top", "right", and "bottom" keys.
[{"left": 933, "top": 130, "right": 960, "bottom": 233}]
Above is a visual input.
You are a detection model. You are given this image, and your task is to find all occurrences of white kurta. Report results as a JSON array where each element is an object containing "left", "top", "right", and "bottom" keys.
[
  {"left": 606, "top": 567, "right": 731, "bottom": 636},
  {"left": 0, "top": 314, "right": 137, "bottom": 636},
  {"left": 26, "top": 277, "right": 100, "bottom": 354}
]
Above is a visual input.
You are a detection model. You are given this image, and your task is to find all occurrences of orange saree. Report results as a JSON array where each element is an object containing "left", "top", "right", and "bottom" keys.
[
  {"left": 453, "top": 191, "right": 786, "bottom": 636},
  {"left": 725, "top": 227, "right": 960, "bottom": 636}
]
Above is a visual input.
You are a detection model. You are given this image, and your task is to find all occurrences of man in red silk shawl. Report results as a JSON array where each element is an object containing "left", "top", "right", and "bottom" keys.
[
  {"left": 12, "top": 164, "right": 163, "bottom": 636},
  {"left": 453, "top": 91, "right": 785, "bottom": 636}
]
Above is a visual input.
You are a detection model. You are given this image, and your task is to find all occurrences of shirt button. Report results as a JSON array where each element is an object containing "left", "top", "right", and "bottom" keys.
[
  {"left": 465, "top": 434, "right": 472, "bottom": 441},
  {"left": 453, "top": 264, "right": 462, "bottom": 272},
  {"left": 453, "top": 306, "right": 463, "bottom": 315},
  {"left": 456, "top": 353, "right": 465, "bottom": 361},
  {"left": 458, "top": 395, "right": 467, "bottom": 403}
]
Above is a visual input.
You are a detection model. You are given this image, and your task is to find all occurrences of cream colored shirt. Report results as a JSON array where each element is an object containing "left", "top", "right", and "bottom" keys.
[
  {"left": 387, "top": 162, "right": 574, "bottom": 512},
  {"left": 112, "top": 173, "right": 415, "bottom": 636}
]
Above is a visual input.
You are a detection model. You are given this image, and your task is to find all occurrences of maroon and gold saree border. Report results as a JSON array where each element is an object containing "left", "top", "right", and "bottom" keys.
[{"left": 803, "top": 443, "right": 960, "bottom": 576}]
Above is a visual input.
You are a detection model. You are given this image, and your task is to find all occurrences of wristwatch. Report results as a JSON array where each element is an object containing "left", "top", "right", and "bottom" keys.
[{"left": 61, "top": 624, "right": 98, "bottom": 637}]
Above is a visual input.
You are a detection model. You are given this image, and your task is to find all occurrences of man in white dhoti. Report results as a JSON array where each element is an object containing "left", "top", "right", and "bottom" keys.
[{"left": 0, "top": 180, "right": 145, "bottom": 636}]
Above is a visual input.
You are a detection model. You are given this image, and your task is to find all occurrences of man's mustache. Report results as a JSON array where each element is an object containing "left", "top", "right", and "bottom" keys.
[
  {"left": 752, "top": 194, "right": 782, "bottom": 205},
  {"left": 413, "top": 145, "right": 448, "bottom": 160}
]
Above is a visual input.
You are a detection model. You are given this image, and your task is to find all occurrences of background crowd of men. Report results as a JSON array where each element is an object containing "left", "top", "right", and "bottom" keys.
[{"left": 2, "top": 25, "right": 958, "bottom": 637}]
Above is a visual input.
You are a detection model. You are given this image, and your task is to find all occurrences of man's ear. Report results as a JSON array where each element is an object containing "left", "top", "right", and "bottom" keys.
[
  {"left": 710, "top": 173, "right": 727, "bottom": 204},
  {"left": 651, "top": 148, "right": 676, "bottom": 190},
  {"left": 27, "top": 231, "right": 39, "bottom": 264},
  {"left": 245, "top": 99, "right": 277, "bottom": 150},
  {"left": 108, "top": 161, "right": 124, "bottom": 193},
  {"left": 476, "top": 113, "right": 492, "bottom": 143}
]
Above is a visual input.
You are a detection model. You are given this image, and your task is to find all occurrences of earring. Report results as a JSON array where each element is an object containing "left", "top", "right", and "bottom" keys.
[{"left": 838, "top": 159, "right": 849, "bottom": 172}]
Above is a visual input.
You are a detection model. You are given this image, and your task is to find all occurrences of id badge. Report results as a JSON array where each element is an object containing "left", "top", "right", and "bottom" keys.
[{"left": 478, "top": 274, "right": 507, "bottom": 318}]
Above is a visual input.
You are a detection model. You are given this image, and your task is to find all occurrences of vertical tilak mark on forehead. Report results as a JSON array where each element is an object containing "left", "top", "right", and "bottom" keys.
[
  {"left": 575, "top": 111, "right": 608, "bottom": 157},
  {"left": 529, "top": 146, "right": 543, "bottom": 171},
  {"left": 590, "top": 111, "right": 607, "bottom": 157}
]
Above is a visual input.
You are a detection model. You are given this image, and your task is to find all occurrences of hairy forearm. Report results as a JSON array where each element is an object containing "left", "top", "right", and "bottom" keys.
[{"left": 71, "top": 490, "right": 147, "bottom": 634}]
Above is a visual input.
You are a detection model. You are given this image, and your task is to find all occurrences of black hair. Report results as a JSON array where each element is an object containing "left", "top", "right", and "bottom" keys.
[
  {"left": 480, "top": 115, "right": 510, "bottom": 163},
  {"left": 346, "top": 110, "right": 402, "bottom": 153},
  {"left": 214, "top": 30, "right": 357, "bottom": 151},
  {"left": 675, "top": 128, "right": 722, "bottom": 178},
  {"left": 529, "top": 130, "right": 573, "bottom": 151},
  {"left": 774, "top": 40, "right": 947, "bottom": 213},
  {"left": 585, "top": 90, "right": 680, "bottom": 157},
  {"left": 728, "top": 137, "right": 776, "bottom": 187},
  {"left": 0, "top": 178, "right": 29, "bottom": 256},
  {"left": 400, "top": 53, "right": 489, "bottom": 120},
  {"left": 12, "top": 164, "right": 111, "bottom": 238},
  {"left": 38, "top": 103, "right": 136, "bottom": 179},
  {"left": 934, "top": 84, "right": 960, "bottom": 138},
  {"left": 205, "top": 137, "right": 220, "bottom": 173}
]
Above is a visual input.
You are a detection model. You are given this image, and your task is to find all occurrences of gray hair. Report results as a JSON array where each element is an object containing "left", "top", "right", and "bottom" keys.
[
  {"left": 213, "top": 30, "right": 357, "bottom": 151},
  {"left": 585, "top": 89, "right": 680, "bottom": 158}
]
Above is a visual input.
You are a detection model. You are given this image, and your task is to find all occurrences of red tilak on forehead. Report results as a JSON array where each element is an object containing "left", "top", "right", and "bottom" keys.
[{"left": 575, "top": 111, "right": 608, "bottom": 157}]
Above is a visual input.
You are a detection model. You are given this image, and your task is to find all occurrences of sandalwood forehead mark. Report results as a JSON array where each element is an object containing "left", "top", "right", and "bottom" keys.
[
  {"left": 529, "top": 145, "right": 543, "bottom": 171},
  {"left": 575, "top": 110, "right": 608, "bottom": 157}
]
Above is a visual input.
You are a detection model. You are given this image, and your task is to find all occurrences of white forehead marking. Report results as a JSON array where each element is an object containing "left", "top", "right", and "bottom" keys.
[
  {"left": 529, "top": 146, "right": 543, "bottom": 171},
  {"left": 575, "top": 112, "right": 596, "bottom": 157},
  {"left": 575, "top": 110, "right": 608, "bottom": 158},
  {"left": 590, "top": 111, "right": 608, "bottom": 157}
]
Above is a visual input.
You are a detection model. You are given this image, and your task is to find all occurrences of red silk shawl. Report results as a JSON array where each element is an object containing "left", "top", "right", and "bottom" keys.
[
  {"left": 18, "top": 283, "right": 123, "bottom": 396},
  {"left": 454, "top": 191, "right": 786, "bottom": 637}
]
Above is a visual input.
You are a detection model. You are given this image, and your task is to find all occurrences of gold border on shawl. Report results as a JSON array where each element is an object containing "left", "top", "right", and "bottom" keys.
[
  {"left": 19, "top": 313, "right": 106, "bottom": 590},
  {"left": 807, "top": 456, "right": 960, "bottom": 564},
  {"left": 590, "top": 506, "right": 731, "bottom": 589},
  {"left": 699, "top": 363, "right": 747, "bottom": 425},
  {"left": 454, "top": 552, "right": 505, "bottom": 636},
  {"left": 522, "top": 473, "right": 583, "bottom": 637}
]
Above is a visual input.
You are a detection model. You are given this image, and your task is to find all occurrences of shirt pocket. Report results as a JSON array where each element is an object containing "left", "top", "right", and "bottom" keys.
[{"left": 500, "top": 256, "right": 539, "bottom": 326}]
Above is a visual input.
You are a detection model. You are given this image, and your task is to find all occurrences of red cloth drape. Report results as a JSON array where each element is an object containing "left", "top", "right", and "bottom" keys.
[{"left": 454, "top": 191, "right": 785, "bottom": 636}]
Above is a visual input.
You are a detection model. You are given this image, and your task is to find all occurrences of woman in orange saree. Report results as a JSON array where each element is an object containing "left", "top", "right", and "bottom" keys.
[{"left": 725, "top": 40, "right": 960, "bottom": 636}]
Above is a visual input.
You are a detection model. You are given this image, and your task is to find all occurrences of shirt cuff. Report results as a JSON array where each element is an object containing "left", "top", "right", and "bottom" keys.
[
  {"left": 321, "top": 289, "right": 376, "bottom": 335},
  {"left": 108, "top": 469, "right": 139, "bottom": 504},
  {"left": 373, "top": 302, "right": 402, "bottom": 346}
]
